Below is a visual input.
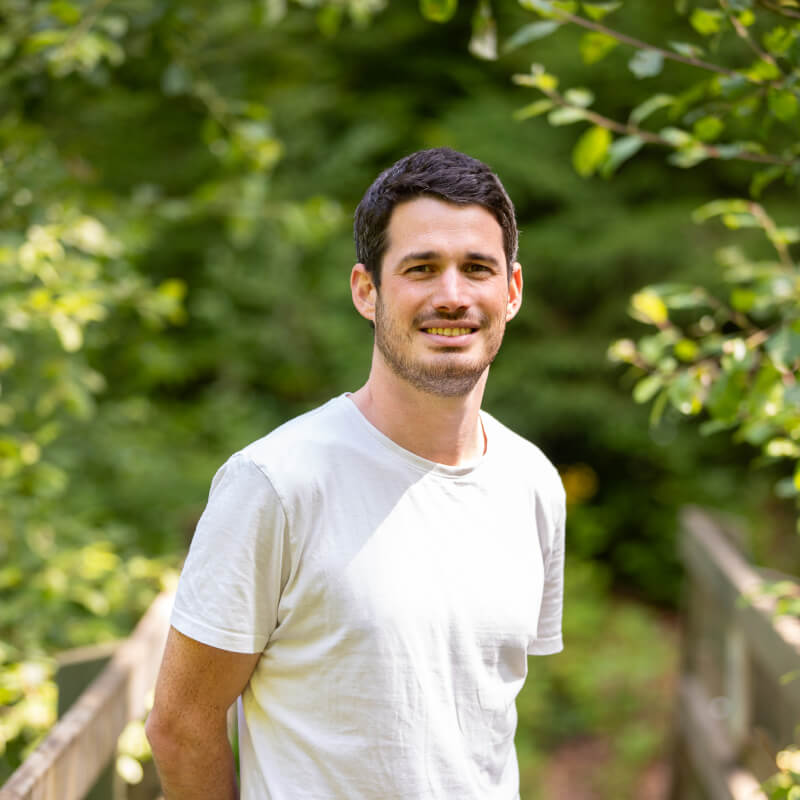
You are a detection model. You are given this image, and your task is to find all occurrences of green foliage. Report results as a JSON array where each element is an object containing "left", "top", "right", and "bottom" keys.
[
  {"left": 506, "top": 0, "right": 800, "bottom": 790},
  {"left": 0, "top": 0, "right": 785, "bottom": 791},
  {"left": 516, "top": 558, "right": 677, "bottom": 798}
]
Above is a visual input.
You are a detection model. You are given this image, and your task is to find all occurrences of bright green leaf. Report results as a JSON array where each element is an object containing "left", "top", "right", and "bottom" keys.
[
  {"left": 564, "top": 88, "right": 594, "bottom": 107},
  {"left": 503, "top": 21, "right": 562, "bottom": 53},
  {"left": 768, "top": 90, "right": 799, "bottom": 122},
  {"left": 548, "top": 106, "right": 588, "bottom": 125},
  {"left": 581, "top": 2, "right": 622, "bottom": 20},
  {"left": 631, "top": 290, "right": 669, "bottom": 326},
  {"left": 629, "top": 49, "right": 663, "bottom": 78},
  {"left": 633, "top": 374, "right": 663, "bottom": 403},
  {"left": 629, "top": 94, "right": 674, "bottom": 126},
  {"left": 669, "top": 41, "right": 705, "bottom": 58},
  {"left": 513, "top": 99, "right": 555, "bottom": 120},
  {"left": 690, "top": 8, "right": 723, "bottom": 36},
  {"left": 692, "top": 198, "right": 750, "bottom": 223},
  {"left": 419, "top": 0, "right": 458, "bottom": 23},
  {"left": 469, "top": 0, "right": 497, "bottom": 60},
  {"left": 763, "top": 26, "right": 796, "bottom": 57},
  {"left": 692, "top": 116, "right": 724, "bottom": 141},
  {"left": 579, "top": 31, "right": 618, "bottom": 64},
  {"left": 572, "top": 125, "right": 612, "bottom": 177},
  {"left": 675, "top": 339, "right": 700, "bottom": 361}
]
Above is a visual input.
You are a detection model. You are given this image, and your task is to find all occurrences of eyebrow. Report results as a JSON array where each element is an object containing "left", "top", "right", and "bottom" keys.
[{"left": 396, "top": 251, "right": 501, "bottom": 267}]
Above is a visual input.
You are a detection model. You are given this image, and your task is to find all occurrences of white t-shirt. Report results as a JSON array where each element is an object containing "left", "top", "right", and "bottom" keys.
[{"left": 171, "top": 394, "right": 565, "bottom": 800}]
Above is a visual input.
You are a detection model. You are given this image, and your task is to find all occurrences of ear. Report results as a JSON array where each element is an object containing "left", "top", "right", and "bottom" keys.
[
  {"left": 506, "top": 262, "right": 523, "bottom": 322},
  {"left": 351, "top": 263, "right": 377, "bottom": 323}
]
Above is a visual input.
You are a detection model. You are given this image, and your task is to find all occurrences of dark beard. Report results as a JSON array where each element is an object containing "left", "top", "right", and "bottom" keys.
[{"left": 374, "top": 300, "right": 501, "bottom": 398}]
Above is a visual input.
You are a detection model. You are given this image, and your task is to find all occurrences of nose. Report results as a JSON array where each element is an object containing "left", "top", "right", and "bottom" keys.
[{"left": 431, "top": 267, "right": 468, "bottom": 313}]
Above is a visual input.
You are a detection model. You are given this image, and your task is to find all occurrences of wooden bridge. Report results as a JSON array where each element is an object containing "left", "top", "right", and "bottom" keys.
[{"left": 1, "top": 508, "right": 798, "bottom": 799}]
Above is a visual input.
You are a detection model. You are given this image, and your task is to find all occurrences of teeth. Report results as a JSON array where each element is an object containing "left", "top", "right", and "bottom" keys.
[{"left": 425, "top": 327, "right": 472, "bottom": 336}]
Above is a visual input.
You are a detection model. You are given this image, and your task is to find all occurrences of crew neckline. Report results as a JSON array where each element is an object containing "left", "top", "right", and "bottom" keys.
[{"left": 339, "top": 393, "right": 490, "bottom": 479}]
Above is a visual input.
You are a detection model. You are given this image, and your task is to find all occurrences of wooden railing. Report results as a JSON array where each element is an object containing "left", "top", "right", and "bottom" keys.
[
  {"left": 0, "top": 591, "right": 174, "bottom": 800},
  {"left": 3, "top": 506, "right": 798, "bottom": 800},
  {"left": 672, "top": 507, "right": 800, "bottom": 800}
]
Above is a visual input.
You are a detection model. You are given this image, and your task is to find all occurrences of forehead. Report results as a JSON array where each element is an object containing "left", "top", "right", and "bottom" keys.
[{"left": 384, "top": 197, "right": 504, "bottom": 261}]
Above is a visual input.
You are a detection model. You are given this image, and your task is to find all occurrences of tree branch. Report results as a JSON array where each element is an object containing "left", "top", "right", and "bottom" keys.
[
  {"left": 556, "top": 10, "right": 747, "bottom": 80},
  {"left": 536, "top": 86, "right": 797, "bottom": 168},
  {"left": 758, "top": 0, "right": 800, "bottom": 20},
  {"left": 719, "top": 0, "right": 780, "bottom": 68}
]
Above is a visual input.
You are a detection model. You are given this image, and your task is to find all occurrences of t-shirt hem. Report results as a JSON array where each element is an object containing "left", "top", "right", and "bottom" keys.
[
  {"left": 171, "top": 608, "right": 266, "bottom": 654},
  {"left": 527, "top": 634, "right": 563, "bottom": 656}
]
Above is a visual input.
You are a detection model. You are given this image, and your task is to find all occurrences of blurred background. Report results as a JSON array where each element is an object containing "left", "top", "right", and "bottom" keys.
[{"left": 2, "top": 1, "right": 798, "bottom": 797}]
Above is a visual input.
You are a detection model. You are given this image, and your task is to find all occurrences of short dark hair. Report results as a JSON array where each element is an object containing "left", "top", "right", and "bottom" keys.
[{"left": 354, "top": 147, "right": 518, "bottom": 288}]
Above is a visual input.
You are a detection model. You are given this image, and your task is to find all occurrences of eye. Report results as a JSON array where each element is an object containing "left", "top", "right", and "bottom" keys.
[
  {"left": 464, "top": 263, "right": 493, "bottom": 274},
  {"left": 406, "top": 264, "right": 433, "bottom": 274}
]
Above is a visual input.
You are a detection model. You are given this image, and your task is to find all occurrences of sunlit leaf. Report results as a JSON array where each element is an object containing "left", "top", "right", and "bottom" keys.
[
  {"left": 564, "top": 88, "right": 594, "bottom": 107},
  {"left": 629, "top": 49, "right": 663, "bottom": 78},
  {"left": 513, "top": 99, "right": 555, "bottom": 119},
  {"left": 692, "top": 116, "right": 724, "bottom": 141},
  {"left": 469, "top": 0, "right": 497, "bottom": 60},
  {"left": 579, "top": 31, "right": 618, "bottom": 63},
  {"left": 503, "top": 21, "right": 562, "bottom": 53},
  {"left": 419, "top": 0, "right": 458, "bottom": 23},
  {"left": 582, "top": 1, "right": 622, "bottom": 20},
  {"left": 690, "top": 8, "right": 723, "bottom": 36},
  {"left": 631, "top": 290, "right": 669, "bottom": 326},
  {"left": 767, "top": 89, "right": 799, "bottom": 121},
  {"left": 629, "top": 94, "right": 675, "bottom": 126},
  {"left": 633, "top": 374, "right": 663, "bottom": 403},
  {"left": 548, "top": 106, "right": 588, "bottom": 124},
  {"left": 572, "top": 125, "right": 611, "bottom": 176}
]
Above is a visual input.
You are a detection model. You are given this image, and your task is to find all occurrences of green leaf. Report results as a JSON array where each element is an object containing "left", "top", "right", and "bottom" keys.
[
  {"left": 767, "top": 89, "right": 799, "bottom": 121},
  {"left": 659, "top": 127, "right": 692, "bottom": 147},
  {"left": 629, "top": 49, "right": 663, "bottom": 78},
  {"left": 674, "top": 339, "right": 700, "bottom": 361},
  {"left": 763, "top": 26, "right": 795, "bottom": 57},
  {"left": 669, "top": 41, "right": 705, "bottom": 58},
  {"left": 600, "top": 135, "right": 644, "bottom": 176},
  {"left": 513, "top": 99, "right": 555, "bottom": 120},
  {"left": 469, "top": 0, "right": 497, "bottom": 60},
  {"left": 162, "top": 63, "right": 192, "bottom": 96},
  {"left": 503, "top": 21, "right": 562, "bottom": 53},
  {"left": 745, "top": 58, "right": 781, "bottom": 83},
  {"left": 668, "top": 371, "right": 704, "bottom": 415},
  {"left": 419, "top": 0, "right": 458, "bottom": 23},
  {"left": 690, "top": 8, "right": 723, "bottom": 36},
  {"left": 633, "top": 374, "right": 663, "bottom": 403},
  {"left": 564, "top": 88, "right": 594, "bottom": 107},
  {"left": 548, "top": 106, "right": 588, "bottom": 125},
  {"left": 765, "top": 438, "right": 800, "bottom": 458},
  {"left": 629, "top": 94, "right": 674, "bottom": 125},
  {"left": 692, "top": 116, "right": 724, "bottom": 141},
  {"left": 630, "top": 290, "right": 668, "bottom": 326},
  {"left": 692, "top": 198, "right": 750, "bottom": 223},
  {"left": 767, "top": 325, "right": 800, "bottom": 371},
  {"left": 579, "top": 31, "right": 618, "bottom": 64},
  {"left": 572, "top": 125, "right": 612, "bottom": 176},
  {"left": 582, "top": 2, "right": 622, "bottom": 20}
]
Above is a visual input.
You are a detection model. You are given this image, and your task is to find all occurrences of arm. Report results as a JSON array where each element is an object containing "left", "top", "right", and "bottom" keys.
[{"left": 145, "top": 626, "right": 261, "bottom": 800}]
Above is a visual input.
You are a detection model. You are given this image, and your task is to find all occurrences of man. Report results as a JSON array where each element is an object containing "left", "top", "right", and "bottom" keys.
[{"left": 146, "top": 147, "right": 566, "bottom": 800}]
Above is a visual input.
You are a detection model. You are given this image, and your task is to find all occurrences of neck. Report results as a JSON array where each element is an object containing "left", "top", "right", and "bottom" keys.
[{"left": 350, "top": 353, "right": 488, "bottom": 466}]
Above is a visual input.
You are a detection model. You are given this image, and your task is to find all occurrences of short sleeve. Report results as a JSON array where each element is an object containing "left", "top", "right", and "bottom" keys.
[
  {"left": 528, "top": 476, "right": 566, "bottom": 656},
  {"left": 171, "top": 453, "right": 289, "bottom": 654}
]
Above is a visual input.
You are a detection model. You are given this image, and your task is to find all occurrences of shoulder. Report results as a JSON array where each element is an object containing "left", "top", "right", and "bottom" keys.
[
  {"left": 482, "top": 411, "right": 565, "bottom": 505},
  {"left": 223, "top": 394, "right": 362, "bottom": 496}
]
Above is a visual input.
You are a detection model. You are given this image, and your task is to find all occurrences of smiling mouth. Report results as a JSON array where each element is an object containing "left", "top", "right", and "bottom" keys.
[{"left": 422, "top": 327, "right": 475, "bottom": 337}]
